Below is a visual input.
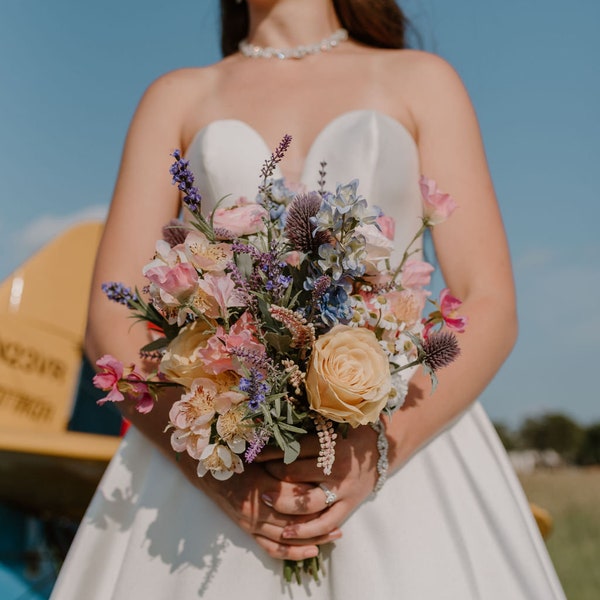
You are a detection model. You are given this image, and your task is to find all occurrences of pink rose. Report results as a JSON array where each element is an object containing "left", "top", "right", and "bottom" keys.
[
  {"left": 212, "top": 198, "right": 268, "bottom": 237},
  {"left": 143, "top": 262, "right": 198, "bottom": 302},
  {"left": 420, "top": 176, "right": 457, "bottom": 225}
]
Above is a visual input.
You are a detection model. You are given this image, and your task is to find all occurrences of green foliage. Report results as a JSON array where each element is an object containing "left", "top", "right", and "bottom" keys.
[
  {"left": 493, "top": 414, "right": 600, "bottom": 465},
  {"left": 492, "top": 421, "right": 517, "bottom": 451},
  {"left": 576, "top": 423, "right": 600, "bottom": 466},
  {"left": 518, "top": 413, "right": 584, "bottom": 461},
  {"left": 520, "top": 469, "right": 600, "bottom": 600}
]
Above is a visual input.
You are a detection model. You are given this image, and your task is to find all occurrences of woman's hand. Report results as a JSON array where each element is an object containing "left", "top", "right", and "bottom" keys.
[
  {"left": 256, "top": 424, "right": 380, "bottom": 544},
  {"left": 192, "top": 458, "right": 344, "bottom": 561}
]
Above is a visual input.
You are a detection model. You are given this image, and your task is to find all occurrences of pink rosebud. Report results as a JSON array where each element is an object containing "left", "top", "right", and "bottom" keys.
[
  {"left": 93, "top": 355, "right": 125, "bottom": 403},
  {"left": 420, "top": 176, "right": 457, "bottom": 225},
  {"left": 401, "top": 259, "right": 434, "bottom": 291},
  {"left": 212, "top": 199, "right": 268, "bottom": 237}
]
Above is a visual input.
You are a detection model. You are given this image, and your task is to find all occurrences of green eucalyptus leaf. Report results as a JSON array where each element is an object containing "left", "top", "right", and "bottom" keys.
[
  {"left": 283, "top": 439, "right": 301, "bottom": 464},
  {"left": 264, "top": 332, "right": 293, "bottom": 354},
  {"left": 140, "top": 337, "right": 169, "bottom": 353}
]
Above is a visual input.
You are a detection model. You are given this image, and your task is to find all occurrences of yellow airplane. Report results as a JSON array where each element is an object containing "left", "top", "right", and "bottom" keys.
[{"left": 0, "top": 221, "right": 120, "bottom": 520}]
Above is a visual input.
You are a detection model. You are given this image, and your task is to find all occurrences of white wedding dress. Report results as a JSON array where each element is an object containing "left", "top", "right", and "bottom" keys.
[{"left": 51, "top": 111, "right": 565, "bottom": 599}]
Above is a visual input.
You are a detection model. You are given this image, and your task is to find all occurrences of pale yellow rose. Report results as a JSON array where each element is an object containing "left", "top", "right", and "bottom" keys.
[
  {"left": 159, "top": 319, "right": 216, "bottom": 387},
  {"left": 305, "top": 325, "right": 392, "bottom": 427}
]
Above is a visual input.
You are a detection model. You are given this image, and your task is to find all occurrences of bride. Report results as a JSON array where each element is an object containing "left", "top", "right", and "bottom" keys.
[{"left": 51, "top": 0, "right": 565, "bottom": 598}]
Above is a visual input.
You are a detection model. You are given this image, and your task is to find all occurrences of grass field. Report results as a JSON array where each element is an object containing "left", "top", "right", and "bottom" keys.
[{"left": 519, "top": 468, "right": 600, "bottom": 600}]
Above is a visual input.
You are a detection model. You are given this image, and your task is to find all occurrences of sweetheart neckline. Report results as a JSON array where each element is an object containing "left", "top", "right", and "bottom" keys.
[{"left": 185, "top": 109, "right": 417, "bottom": 183}]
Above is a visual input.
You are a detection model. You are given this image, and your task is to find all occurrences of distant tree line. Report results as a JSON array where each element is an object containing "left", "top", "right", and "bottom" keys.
[{"left": 493, "top": 413, "right": 600, "bottom": 465}]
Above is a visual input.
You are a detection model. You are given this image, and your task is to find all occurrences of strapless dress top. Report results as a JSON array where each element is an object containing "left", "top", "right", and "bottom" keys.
[{"left": 185, "top": 110, "right": 423, "bottom": 257}]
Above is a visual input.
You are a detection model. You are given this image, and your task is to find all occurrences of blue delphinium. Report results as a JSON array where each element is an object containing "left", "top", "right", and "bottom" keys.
[
  {"left": 258, "top": 178, "right": 299, "bottom": 229},
  {"left": 318, "top": 283, "right": 353, "bottom": 327}
]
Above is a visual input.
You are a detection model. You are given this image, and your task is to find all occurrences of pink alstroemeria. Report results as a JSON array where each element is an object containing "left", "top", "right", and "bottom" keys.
[
  {"left": 196, "top": 312, "right": 265, "bottom": 375},
  {"left": 420, "top": 176, "right": 457, "bottom": 225},
  {"left": 401, "top": 259, "right": 435, "bottom": 291},
  {"left": 93, "top": 355, "right": 125, "bottom": 403},
  {"left": 423, "top": 287, "right": 467, "bottom": 337},
  {"left": 123, "top": 369, "right": 155, "bottom": 414},
  {"left": 197, "top": 272, "right": 244, "bottom": 316},
  {"left": 93, "top": 356, "right": 155, "bottom": 413}
]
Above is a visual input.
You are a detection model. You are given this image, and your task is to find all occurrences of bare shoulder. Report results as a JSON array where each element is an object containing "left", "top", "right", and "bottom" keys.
[
  {"left": 382, "top": 49, "right": 468, "bottom": 99},
  {"left": 139, "top": 64, "right": 220, "bottom": 110}
]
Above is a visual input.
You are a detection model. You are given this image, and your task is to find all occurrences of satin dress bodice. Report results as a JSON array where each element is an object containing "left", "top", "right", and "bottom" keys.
[{"left": 186, "top": 109, "right": 423, "bottom": 264}]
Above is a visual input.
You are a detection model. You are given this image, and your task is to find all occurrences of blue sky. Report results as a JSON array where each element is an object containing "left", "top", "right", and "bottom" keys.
[{"left": 1, "top": 0, "right": 598, "bottom": 427}]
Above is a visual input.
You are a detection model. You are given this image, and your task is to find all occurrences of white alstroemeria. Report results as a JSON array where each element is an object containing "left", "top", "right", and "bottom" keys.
[{"left": 197, "top": 443, "right": 244, "bottom": 480}]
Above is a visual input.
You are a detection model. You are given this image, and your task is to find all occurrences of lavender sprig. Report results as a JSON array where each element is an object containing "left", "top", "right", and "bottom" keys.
[
  {"left": 239, "top": 368, "right": 271, "bottom": 410},
  {"left": 260, "top": 134, "right": 292, "bottom": 183},
  {"left": 102, "top": 282, "right": 139, "bottom": 308},
  {"left": 170, "top": 150, "right": 202, "bottom": 215},
  {"left": 245, "top": 428, "right": 270, "bottom": 463}
]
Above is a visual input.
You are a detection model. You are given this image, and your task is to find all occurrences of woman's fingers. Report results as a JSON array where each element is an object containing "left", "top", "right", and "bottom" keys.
[
  {"left": 252, "top": 535, "right": 320, "bottom": 561},
  {"left": 252, "top": 527, "right": 343, "bottom": 560},
  {"left": 280, "top": 503, "right": 346, "bottom": 541},
  {"left": 261, "top": 481, "right": 334, "bottom": 516}
]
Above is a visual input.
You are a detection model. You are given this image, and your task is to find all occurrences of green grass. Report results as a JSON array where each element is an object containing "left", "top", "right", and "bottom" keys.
[{"left": 519, "top": 468, "right": 600, "bottom": 600}]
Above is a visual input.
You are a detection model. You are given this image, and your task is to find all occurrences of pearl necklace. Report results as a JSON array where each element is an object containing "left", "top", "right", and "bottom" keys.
[{"left": 238, "top": 28, "right": 348, "bottom": 60}]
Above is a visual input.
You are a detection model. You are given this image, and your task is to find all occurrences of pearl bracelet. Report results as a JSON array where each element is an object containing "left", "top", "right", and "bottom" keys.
[{"left": 370, "top": 418, "right": 389, "bottom": 495}]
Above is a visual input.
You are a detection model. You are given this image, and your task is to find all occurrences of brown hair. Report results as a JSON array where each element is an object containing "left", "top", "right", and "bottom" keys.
[{"left": 220, "top": 0, "right": 410, "bottom": 57}]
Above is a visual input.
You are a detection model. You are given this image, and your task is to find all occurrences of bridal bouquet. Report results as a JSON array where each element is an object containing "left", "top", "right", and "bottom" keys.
[{"left": 94, "top": 135, "right": 465, "bottom": 581}]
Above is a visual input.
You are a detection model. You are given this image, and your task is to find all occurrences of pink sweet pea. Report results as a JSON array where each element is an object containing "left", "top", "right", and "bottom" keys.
[
  {"left": 439, "top": 288, "right": 468, "bottom": 332},
  {"left": 420, "top": 176, "right": 457, "bottom": 225},
  {"left": 423, "top": 287, "right": 468, "bottom": 337},
  {"left": 213, "top": 197, "right": 268, "bottom": 237},
  {"left": 401, "top": 259, "right": 435, "bottom": 291},
  {"left": 376, "top": 214, "right": 395, "bottom": 240}
]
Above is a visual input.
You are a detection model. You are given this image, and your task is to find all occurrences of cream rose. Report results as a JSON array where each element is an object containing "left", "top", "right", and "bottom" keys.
[
  {"left": 305, "top": 325, "right": 392, "bottom": 427},
  {"left": 159, "top": 319, "right": 216, "bottom": 387}
]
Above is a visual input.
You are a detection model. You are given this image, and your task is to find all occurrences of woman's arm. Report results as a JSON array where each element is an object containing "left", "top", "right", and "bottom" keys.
[
  {"left": 387, "top": 51, "right": 517, "bottom": 467},
  {"left": 264, "top": 51, "right": 517, "bottom": 540}
]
